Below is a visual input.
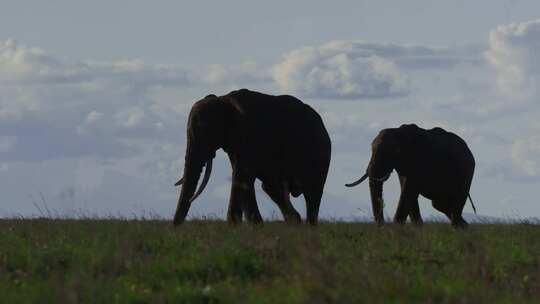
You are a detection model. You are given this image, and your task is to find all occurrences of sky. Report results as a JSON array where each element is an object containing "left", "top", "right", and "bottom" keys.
[{"left": 2, "top": 0, "right": 540, "bottom": 221}]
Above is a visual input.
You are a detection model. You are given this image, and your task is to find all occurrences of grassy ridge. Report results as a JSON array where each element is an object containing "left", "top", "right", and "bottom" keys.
[{"left": 0, "top": 220, "right": 539, "bottom": 303}]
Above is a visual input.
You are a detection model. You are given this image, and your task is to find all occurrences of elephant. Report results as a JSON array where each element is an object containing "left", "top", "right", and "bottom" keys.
[
  {"left": 345, "top": 124, "right": 476, "bottom": 228},
  {"left": 173, "top": 89, "right": 331, "bottom": 226}
]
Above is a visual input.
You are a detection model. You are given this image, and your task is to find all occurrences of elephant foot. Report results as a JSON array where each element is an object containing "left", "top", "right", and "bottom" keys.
[
  {"left": 284, "top": 212, "right": 301, "bottom": 224},
  {"left": 451, "top": 216, "right": 468, "bottom": 229},
  {"left": 246, "top": 214, "right": 264, "bottom": 225},
  {"left": 247, "top": 220, "right": 263, "bottom": 227},
  {"left": 227, "top": 205, "right": 243, "bottom": 225},
  {"left": 229, "top": 217, "right": 243, "bottom": 225},
  {"left": 412, "top": 220, "right": 424, "bottom": 227},
  {"left": 173, "top": 213, "right": 186, "bottom": 226},
  {"left": 393, "top": 218, "right": 407, "bottom": 225},
  {"left": 172, "top": 218, "right": 183, "bottom": 226},
  {"left": 227, "top": 214, "right": 243, "bottom": 225},
  {"left": 411, "top": 218, "right": 424, "bottom": 227},
  {"left": 306, "top": 217, "right": 319, "bottom": 226}
]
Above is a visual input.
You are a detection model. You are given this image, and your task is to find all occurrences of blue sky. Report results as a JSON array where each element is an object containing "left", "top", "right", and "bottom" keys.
[{"left": 1, "top": 0, "right": 540, "bottom": 220}]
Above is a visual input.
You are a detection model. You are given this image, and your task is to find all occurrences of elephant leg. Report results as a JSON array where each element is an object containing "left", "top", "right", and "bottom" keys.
[
  {"left": 394, "top": 176, "right": 421, "bottom": 225},
  {"left": 227, "top": 181, "right": 243, "bottom": 224},
  {"left": 393, "top": 194, "right": 417, "bottom": 224},
  {"left": 262, "top": 181, "right": 301, "bottom": 223},
  {"left": 228, "top": 169, "right": 261, "bottom": 224},
  {"left": 408, "top": 199, "right": 423, "bottom": 226},
  {"left": 304, "top": 186, "right": 323, "bottom": 226},
  {"left": 243, "top": 182, "right": 263, "bottom": 224},
  {"left": 432, "top": 198, "right": 468, "bottom": 228},
  {"left": 451, "top": 197, "right": 468, "bottom": 228}
]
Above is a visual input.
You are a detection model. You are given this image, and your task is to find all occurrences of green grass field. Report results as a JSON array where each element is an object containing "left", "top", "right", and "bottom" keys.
[{"left": 0, "top": 219, "right": 539, "bottom": 303}]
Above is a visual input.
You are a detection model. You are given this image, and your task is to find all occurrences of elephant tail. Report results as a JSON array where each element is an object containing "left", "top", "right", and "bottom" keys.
[{"left": 468, "top": 194, "right": 477, "bottom": 214}]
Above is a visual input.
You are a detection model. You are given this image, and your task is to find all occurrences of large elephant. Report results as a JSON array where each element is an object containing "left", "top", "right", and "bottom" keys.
[
  {"left": 345, "top": 124, "right": 476, "bottom": 228},
  {"left": 173, "top": 89, "right": 331, "bottom": 226}
]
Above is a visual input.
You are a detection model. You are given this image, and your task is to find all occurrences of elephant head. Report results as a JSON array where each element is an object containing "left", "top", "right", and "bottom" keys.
[
  {"left": 173, "top": 94, "right": 231, "bottom": 225},
  {"left": 346, "top": 124, "right": 418, "bottom": 225}
]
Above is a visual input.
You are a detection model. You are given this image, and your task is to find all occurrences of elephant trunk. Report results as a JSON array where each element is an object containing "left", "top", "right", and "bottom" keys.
[
  {"left": 368, "top": 178, "right": 385, "bottom": 225},
  {"left": 173, "top": 141, "right": 213, "bottom": 226}
]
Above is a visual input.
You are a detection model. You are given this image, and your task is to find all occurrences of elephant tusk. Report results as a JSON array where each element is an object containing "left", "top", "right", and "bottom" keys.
[
  {"left": 174, "top": 177, "right": 184, "bottom": 186},
  {"left": 189, "top": 159, "right": 213, "bottom": 203},
  {"left": 345, "top": 172, "right": 368, "bottom": 187}
]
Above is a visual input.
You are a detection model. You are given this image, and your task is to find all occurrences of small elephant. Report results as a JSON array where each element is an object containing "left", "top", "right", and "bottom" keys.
[
  {"left": 346, "top": 124, "right": 476, "bottom": 228},
  {"left": 174, "top": 89, "right": 331, "bottom": 226}
]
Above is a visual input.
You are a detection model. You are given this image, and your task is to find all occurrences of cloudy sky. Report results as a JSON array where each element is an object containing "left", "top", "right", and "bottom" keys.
[{"left": 2, "top": 0, "right": 540, "bottom": 221}]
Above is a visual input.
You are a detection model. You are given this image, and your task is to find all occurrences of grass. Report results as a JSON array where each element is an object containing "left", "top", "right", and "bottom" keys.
[{"left": 0, "top": 219, "right": 539, "bottom": 303}]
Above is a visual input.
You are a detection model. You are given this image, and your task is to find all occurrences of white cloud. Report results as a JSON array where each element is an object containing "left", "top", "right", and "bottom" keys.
[
  {"left": 0, "top": 40, "right": 195, "bottom": 87},
  {"left": 0, "top": 39, "right": 271, "bottom": 162},
  {"left": 0, "top": 39, "right": 269, "bottom": 93},
  {"left": 511, "top": 137, "right": 540, "bottom": 178},
  {"left": 485, "top": 18, "right": 540, "bottom": 99},
  {"left": 0, "top": 35, "right": 536, "bottom": 219},
  {"left": 86, "top": 110, "right": 103, "bottom": 123},
  {"left": 481, "top": 125, "right": 540, "bottom": 183},
  {"left": 203, "top": 61, "right": 270, "bottom": 86},
  {"left": 115, "top": 107, "right": 145, "bottom": 129},
  {"left": 0, "top": 39, "right": 63, "bottom": 83},
  {"left": 273, "top": 44, "right": 408, "bottom": 99},
  {"left": 0, "top": 136, "right": 16, "bottom": 152},
  {"left": 272, "top": 40, "right": 481, "bottom": 100}
]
